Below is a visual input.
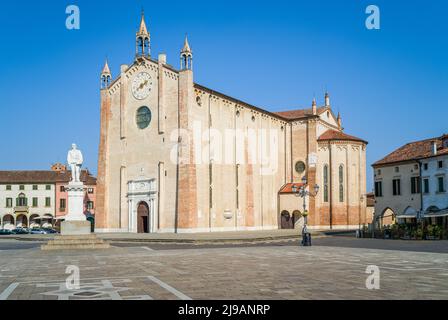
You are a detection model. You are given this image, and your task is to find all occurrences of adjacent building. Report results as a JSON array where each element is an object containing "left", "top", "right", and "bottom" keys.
[
  {"left": 95, "top": 13, "right": 369, "bottom": 233},
  {"left": 372, "top": 134, "right": 448, "bottom": 227},
  {"left": 0, "top": 165, "right": 97, "bottom": 230}
]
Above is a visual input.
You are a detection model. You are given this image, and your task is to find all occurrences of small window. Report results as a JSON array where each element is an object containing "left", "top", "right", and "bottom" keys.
[
  {"left": 46, "top": 185, "right": 51, "bottom": 190},
  {"left": 395, "top": 167, "right": 400, "bottom": 173},
  {"left": 424, "top": 163, "right": 428, "bottom": 171},
  {"left": 323, "top": 165, "right": 329, "bottom": 203},
  {"left": 375, "top": 181, "right": 383, "bottom": 197},
  {"left": 45, "top": 197, "right": 51, "bottom": 207},
  {"left": 411, "top": 177, "right": 421, "bottom": 194},
  {"left": 438, "top": 161, "right": 443, "bottom": 169},
  {"left": 60, "top": 199, "right": 66, "bottom": 209},
  {"left": 19, "top": 185, "right": 25, "bottom": 190},
  {"left": 88, "top": 188, "right": 94, "bottom": 194},
  {"left": 196, "top": 96, "right": 202, "bottom": 106},
  {"left": 60, "top": 186, "right": 65, "bottom": 192},
  {"left": 295, "top": 161, "right": 306, "bottom": 174},
  {"left": 393, "top": 179, "right": 401, "bottom": 196},
  {"left": 6, "top": 185, "right": 11, "bottom": 191},
  {"left": 87, "top": 201, "right": 94, "bottom": 210},
  {"left": 414, "top": 164, "right": 419, "bottom": 170},
  {"left": 438, "top": 177, "right": 445, "bottom": 193},
  {"left": 423, "top": 178, "right": 430, "bottom": 194},
  {"left": 339, "top": 165, "right": 344, "bottom": 202},
  {"left": 377, "top": 169, "right": 381, "bottom": 175},
  {"left": 33, "top": 185, "right": 38, "bottom": 190},
  {"left": 32, "top": 197, "right": 38, "bottom": 207},
  {"left": 251, "top": 115, "right": 256, "bottom": 122},
  {"left": 6, "top": 198, "right": 13, "bottom": 208}
]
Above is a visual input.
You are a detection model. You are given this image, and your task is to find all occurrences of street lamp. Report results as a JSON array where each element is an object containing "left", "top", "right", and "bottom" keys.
[{"left": 291, "top": 176, "right": 319, "bottom": 246}]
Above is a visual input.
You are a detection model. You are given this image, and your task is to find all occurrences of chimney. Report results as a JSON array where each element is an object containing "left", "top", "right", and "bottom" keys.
[{"left": 432, "top": 140, "right": 438, "bottom": 155}]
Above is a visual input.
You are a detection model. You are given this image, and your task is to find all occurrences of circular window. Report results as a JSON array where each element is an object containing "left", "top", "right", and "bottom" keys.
[
  {"left": 136, "top": 106, "right": 151, "bottom": 129},
  {"left": 295, "top": 161, "right": 306, "bottom": 174}
]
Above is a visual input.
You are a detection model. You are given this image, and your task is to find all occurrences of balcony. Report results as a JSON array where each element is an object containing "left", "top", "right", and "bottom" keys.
[{"left": 14, "top": 206, "right": 29, "bottom": 213}]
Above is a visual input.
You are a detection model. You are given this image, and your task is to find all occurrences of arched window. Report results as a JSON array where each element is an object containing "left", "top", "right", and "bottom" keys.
[
  {"left": 16, "top": 193, "right": 27, "bottom": 207},
  {"left": 136, "top": 106, "right": 152, "bottom": 129},
  {"left": 339, "top": 165, "right": 344, "bottom": 202},
  {"left": 323, "top": 165, "right": 329, "bottom": 202}
]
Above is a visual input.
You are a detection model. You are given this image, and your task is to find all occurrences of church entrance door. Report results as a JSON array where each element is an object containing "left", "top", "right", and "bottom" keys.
[
  {"left": 280, "top": 211, "right": 293, "bottom": 229},
  {"left": 137, "top": 202, "right": 150, "bottom": 233}
]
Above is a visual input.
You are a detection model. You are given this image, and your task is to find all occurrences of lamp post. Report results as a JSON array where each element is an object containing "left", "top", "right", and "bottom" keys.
[{"left": 292, "top": 176, "right": 319, "bottom": 245}]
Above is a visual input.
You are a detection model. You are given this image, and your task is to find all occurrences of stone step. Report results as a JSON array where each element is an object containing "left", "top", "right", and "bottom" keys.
[
  {"left": 54, "top": 234, "right": 98, "bottom": 241},
  {"left": 41, "top": 243, "right": 111, "bottom": 251},
  {"left": 47, "top": 239, "right": 108, "bottom": 245},
  {"left": 41, "top": 234, "right": 111, "bottom": 251}
]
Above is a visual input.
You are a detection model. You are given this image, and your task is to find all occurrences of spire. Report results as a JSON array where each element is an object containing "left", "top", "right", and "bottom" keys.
[
  {"left": 101, "top": 59, "right": 111, "bottom": 76},
  {"left": 137, "top": 9, "right": 149, "bottom": 36},
  {"left": 180, "top": 35, "right": 193, "bottom": 70},
  {"left": 136, "top": 10, "right": 150, "bottom": 57},
  {"left": 181, "top": 35, "right": 192, "bottom": 54},
  {"left": 312, "top": 97, "right": 317, "bottom": 115},
  {"left": 325, "top": 91, "right": 330, "bottom": 107}
]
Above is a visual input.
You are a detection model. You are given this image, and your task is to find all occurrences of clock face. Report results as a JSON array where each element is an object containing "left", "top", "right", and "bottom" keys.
[{"left": 132, "top": 72, "right": 152, "bottom": 100}]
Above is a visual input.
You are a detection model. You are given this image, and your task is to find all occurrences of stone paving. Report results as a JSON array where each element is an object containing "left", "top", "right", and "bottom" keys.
[{"left": 1, "top": 244, "right": 448, "bottom": 300}]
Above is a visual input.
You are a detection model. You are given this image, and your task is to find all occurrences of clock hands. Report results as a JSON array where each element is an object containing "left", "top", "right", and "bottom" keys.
[{"left": 138, "top": 80, "right": 149, "bottom": 90}]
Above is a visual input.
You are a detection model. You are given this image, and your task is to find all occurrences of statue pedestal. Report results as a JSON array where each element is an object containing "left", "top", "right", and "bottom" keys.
[{"left": 61, "top": 182, "right": 90, "bottom": 235}]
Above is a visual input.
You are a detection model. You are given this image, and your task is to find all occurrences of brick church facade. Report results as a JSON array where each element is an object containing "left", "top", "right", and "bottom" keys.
[{"left": 95, "top": 13, "right": 368, "bottom": 233}]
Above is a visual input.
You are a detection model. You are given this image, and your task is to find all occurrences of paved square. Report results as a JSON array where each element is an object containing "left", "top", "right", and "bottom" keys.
[{"left": 1, "top": 241, "right": 448, "bottom": 300}]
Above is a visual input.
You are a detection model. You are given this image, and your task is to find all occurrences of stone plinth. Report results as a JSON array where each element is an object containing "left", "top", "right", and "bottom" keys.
[
  {"left": 65, "top": 182, "right": 86, "bottom": 222},
  {"left": 61, "top": 221, "right": 91, "bottom": 235}
]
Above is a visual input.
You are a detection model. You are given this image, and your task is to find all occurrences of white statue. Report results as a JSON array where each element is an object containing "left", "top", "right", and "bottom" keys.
[{"left": 67, "top": 143, "right": 83, "bottom": 183}]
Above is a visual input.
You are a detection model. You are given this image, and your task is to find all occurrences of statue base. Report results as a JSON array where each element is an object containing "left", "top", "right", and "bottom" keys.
[
  {"left": 65, "top": 181, "right": 87, "bottom": 222},
  {"left": 61, "top": 220, "right": 91, "bottom": 236}
]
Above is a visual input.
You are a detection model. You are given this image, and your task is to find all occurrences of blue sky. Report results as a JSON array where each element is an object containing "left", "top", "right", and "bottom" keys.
[{"left": 0, "top": 0, "right": 447, "bottom": 191}]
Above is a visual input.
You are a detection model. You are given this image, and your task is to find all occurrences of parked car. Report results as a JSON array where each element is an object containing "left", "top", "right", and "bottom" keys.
[
  {"left": 0, "top": 229, "right": 13, "bottom": 235},
  {"left": 42, "top": 228, "right": 58, "bottom": 234},
  {"left": 30, "top": 228, "right": 47, "bottom": 235},
  {"left": 11, "top": 228, "right": 30, "bottom": 234}
]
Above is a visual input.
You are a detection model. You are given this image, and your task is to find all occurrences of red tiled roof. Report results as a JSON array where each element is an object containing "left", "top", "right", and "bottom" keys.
[
  {"left": 279, "top": 183, "right": 305, "bottom": 194},
  {"left": 274, "top": 107, "right": 329, "bottom": 120},
  {"left": 373, "top": 134, "right": 448, "bottom": 167},
  {"left": 318, "top": 129, "right": 367, "bottom": 144},
  {"left": 0, "top": 170, "right": 97, "bottom": 185}
]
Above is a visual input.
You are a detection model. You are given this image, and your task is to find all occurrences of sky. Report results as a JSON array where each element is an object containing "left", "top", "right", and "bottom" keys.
[{"left": 0, "top": 0, "right": 447, "bottom": 191}]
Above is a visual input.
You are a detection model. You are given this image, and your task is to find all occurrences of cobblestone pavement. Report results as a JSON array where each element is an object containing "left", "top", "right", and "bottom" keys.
[{"left": 1, "top": 243, "right": 448, "bottom": 300}]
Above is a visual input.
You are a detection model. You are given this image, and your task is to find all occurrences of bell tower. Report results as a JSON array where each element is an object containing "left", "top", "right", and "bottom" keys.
[
  {"left": 180, "top": 35, "right": 193, "bottom": 70},
  {"left": 136, "top": 10, "right": 150, "bottom": 58},
  {"left": 100, "top": 59, "right": 112, "bottom": 89}
]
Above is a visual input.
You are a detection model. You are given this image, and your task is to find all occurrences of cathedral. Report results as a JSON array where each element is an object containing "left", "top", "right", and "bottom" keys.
[{"left": 95, "top": 13, "right": 368, "bottom": 233}]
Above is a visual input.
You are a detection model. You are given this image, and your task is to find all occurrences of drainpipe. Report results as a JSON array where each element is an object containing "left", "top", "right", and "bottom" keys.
[
  {"left": 329, "top": 142, "right": 333, "bottom": 229},
  {"left": 417, "top": 159, "right": 424, "bottom": 220}
]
